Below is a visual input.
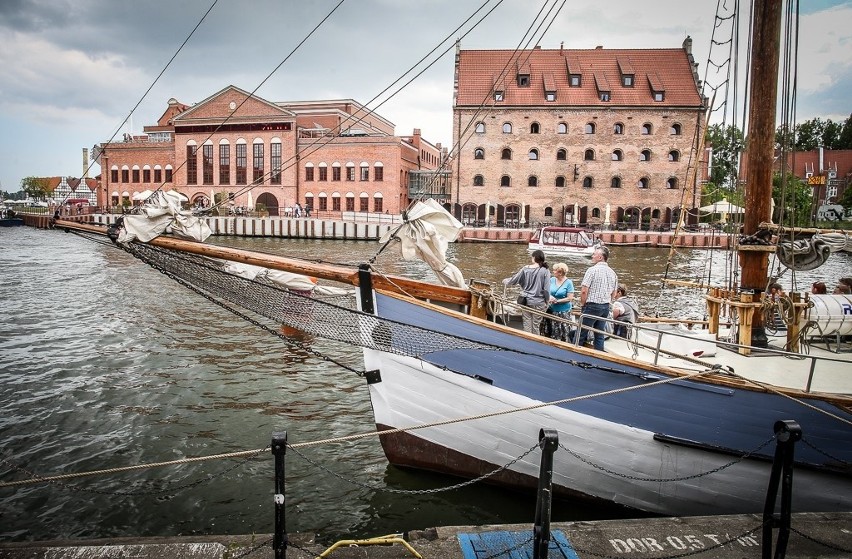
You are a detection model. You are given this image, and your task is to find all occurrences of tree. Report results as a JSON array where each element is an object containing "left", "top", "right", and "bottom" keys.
[
  {"left": 705, "top": 124, "right": 745, "bottom": 190},
  {"left": 20, "top": 176, "right": 50, "bottom": 200},
  {"left": 839, "top": 185, "right": 852, "bottom": 214},
  {"left": 772, "top": 171, "right": 812, "bottom": 227},
  {"left": 837, "top": 113, "right": 852, "bottom": 150}
]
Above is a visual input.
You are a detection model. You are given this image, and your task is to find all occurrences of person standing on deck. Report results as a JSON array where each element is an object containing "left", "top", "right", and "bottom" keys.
[
  {"left": 504, "top": 250, "right": 551, "bottom": 335},
  {"left": 576, "top": 246, "right": 618, "bottom": 351}
]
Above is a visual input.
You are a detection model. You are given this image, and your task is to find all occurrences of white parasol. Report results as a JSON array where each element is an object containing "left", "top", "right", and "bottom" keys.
[
  {"left": 698, "top": 198, "right": 744, "bottom": 214},
  {"left": 604, "top": 203, "right": 611, "bottom": 225},
  {"left": 247, "top": 192, "right": 254, "bottom": 210}
]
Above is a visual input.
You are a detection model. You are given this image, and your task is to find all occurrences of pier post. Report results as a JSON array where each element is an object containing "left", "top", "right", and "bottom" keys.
[
  {"left": 533, "top": 428, "right": 559, "bottom": 559},
  {"left": 762, "top": 420, "right": 801, "bottom": 559},
  {"left": 272, "top": 432, "right": 288, "bottom": 559}
]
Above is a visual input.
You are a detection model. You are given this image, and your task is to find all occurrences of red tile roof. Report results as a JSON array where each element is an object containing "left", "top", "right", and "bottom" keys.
[{"left": 455, "top": 47, "right": 702, "bottom": 107}]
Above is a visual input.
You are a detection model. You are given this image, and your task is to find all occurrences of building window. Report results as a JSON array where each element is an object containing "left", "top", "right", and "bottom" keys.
[
  {"left": 642, "top": 123, "right": 652, "bottom": 135},
  {"left": 555, "top": 176, "right": 566, "bottom": 187},
  {"left": 668, "top": 150, "right": 680, "bottom": 162},
  {"left": 518, "top": 74, "right": 530, "bottom": 87},
  {"left": 611, "top": 177, "right": 622, "bottom": 188},
  {"left": 121, "top": 168, "right": 129, "bottom": 183},
  {"left": 203, "top": 144, "right": 213, "bottom": 185},
  {"left": 494, "top": 91, "right": 504, "bottom": 101},
  {"left": 638, "top": 177, "right": 649, "bottom": 189},
  {"left": 528, "top": 176, "right": 538, "bottom": 187},
  {"left": 500, "top": 175, "right": 511, "bottom": 187},
  {"left": 154, "top": 168, "right": 162, "bottom": 183},
  {"left": 614, "top": 123, "right": 624, "bottom": 135},
  {"left": 186, "top": 146, "right": 197, "bottom": 185},
  {"left": 545, "top": 92, "right": 556, "bottom": 102},
  {"left": 569, "top": 74, "right": 581, "bottom": 87},
  {"left": 556, "top": 149, "right": 567, "bottom": 161},
  {"left": 346, "top": 164, "right": 355, "bottom": 181},
  {"left": 219, "top": 144, "right": 230, "bottom": 185},
  {"left": 670, "top": 123, "right": 682, "bottom": 135},
  {"left": 236, "top": 143, "right": 247, "bottom": 184},
  {"left": 592, "top": 208, "right": 601, "bottom": 218},
  {"left": 585, "top": 122, "right": 595, "bottom": 134},
  {"left": 360, "top": 196, "right": 369, "bottom": 212},
  {"left": 502, "top": 122, "right": 512, "bottom": 134},
  {"left": 374, "top": 165, "right": 383, "bottom": 181},
  {"left": 360, "top": 163, "right": 369, "bottom": 181},
  {"left": 319, "top": 165, "right": 328, "bottom": 181},
  {"left": 165, "top": 166, "right": 173, "bottom": 183},
  {"left": 473, "top": 175, "right": 484, "bottom": 187},
  {"left": 584, "top": 149, "right": 595, "bottom": 161},
  {"left": 332, "top": 165, "right": 341, "bottom": 181},
  {"left": 270, "top": 142, "right": 282, "bottom": 184},
  {"left": 622, "top": 74, "right": 634, "bottom": 87},
  {"left": 501, "top": 148, "right": 512, "bottom": 160},
  {"left": 474, "top": 148, "right": 485, "bottom": 160},
  {"left": 583, "top": 176, "right": 593, "bottom": 188},
  {"left": 332, "top": 196, "right": 341, "bottom": 211},
  {"left": 252, "top": 142, "right": 264, "bottom": 183},
  {"left": 132, "top": 167, "right": 140, "bottom": 183},
  {"left": 528, "top": 149, "right": 539, "bottom": 160},
  {"left": 652, "top": 209, "right": 661, "bottom": 219},
  {"left": 143, "top": 167, "right": 151, "bottom": 183},
  {"left": 612, "top": 150, "right": 623, "bottom": 161},
  {"left": 374, "top": 196, "right": 383, "bottom": 213},
  {"left": 599, "top": 92, "right": 610, "bottom": 102},
  {"left": 111, "top": 168, "right": 119, "bottom": 182},
  {"left": 305, "top": 165, "right": 314, "bottom": 181},
  {"left": 640, "top": 149, "right": 651, "bottom": 162},
  {"left": 653, "top": 91, "right": 664, "bottom": 102},
  {"left": 530, "top": 122, "right": 540, "bottom": 134},
  {"left": 557, "top": 122, "right": 567, "bottom": 134},
  {"left": 475, "top": 122, "right": 485, "bottom": 133},
  {"left": 318, "top": 196, "right": 328, "bottom": 211},
  {"left": 667, "top": 177, "right": 678, "bottom": 189}
]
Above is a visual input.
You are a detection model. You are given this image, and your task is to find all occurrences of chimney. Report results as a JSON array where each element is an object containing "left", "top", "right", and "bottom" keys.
[
  {"left": 682, "top": 35, "right": 693, "bottom": 55},
  {"left": 819, "top": 145, "right": 824, "bottom": 173},
  {"left": 560, "top": 41, "right": 564, "bottom": 56},
  {"left": 82, "top": 147, "right": 89, "bottom": 179}
]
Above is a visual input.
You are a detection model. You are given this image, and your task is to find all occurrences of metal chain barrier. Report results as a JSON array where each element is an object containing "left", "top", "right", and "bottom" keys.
[
  {"left": 789, "top": 525, "right": 852, "bottom": 553},
  {"left": 801, "top": 436, "right": 851, "bottom": 466},
  {"left": 558, "top": 435, "right": 776, "bottom": 483}
]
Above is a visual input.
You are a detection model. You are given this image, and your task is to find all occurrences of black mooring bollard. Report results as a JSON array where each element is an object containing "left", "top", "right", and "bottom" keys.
[
  {"left": 762, "top": 420, "right": 801, "bottom": 559},
  {"left": 272, "top": 432, "right": 288, "bottom": 559},
  {"left": 534, "top": 428, "right": 559, "bottom": 559}
]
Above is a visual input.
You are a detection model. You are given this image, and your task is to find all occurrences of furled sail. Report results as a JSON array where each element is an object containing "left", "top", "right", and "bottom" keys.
[{"left": 118, "top": 190, "right": 212, "bottom": 243}]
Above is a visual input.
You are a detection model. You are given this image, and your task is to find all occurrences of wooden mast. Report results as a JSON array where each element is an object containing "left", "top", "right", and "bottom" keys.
[{"left": 740, "top": 0, "right": 783, "bottom": 348}]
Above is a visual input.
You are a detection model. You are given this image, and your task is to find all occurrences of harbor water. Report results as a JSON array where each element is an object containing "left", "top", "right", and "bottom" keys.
[{"left": 1, "top": 226, "right": 849, "bottom": 543}]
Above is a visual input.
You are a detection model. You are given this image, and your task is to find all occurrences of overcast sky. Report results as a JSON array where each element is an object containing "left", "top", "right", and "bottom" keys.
[{"left": 1, "top": 0, "right": 849, "bottom": 193}]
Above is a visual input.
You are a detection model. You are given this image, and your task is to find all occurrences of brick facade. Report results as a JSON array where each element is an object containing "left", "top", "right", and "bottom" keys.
[{"left": 452, "top": 42, "right": 705, "bottom": 228}]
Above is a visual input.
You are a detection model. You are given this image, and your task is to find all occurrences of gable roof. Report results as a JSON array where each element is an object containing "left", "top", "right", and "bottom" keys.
[
  {"left": 173, "top": 85, "right": 296, "bottom": 125},
  {"left": 455, "top": 46, "right": 702, "bottom": 107}
]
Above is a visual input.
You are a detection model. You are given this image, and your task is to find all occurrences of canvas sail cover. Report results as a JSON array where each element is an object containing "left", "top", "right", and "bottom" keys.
[
  {"left": 119, "top": 190, "right": 212, "bottom": 243},
  {"left": 379, "top": 199, "right": 466, "bottom": 289}
]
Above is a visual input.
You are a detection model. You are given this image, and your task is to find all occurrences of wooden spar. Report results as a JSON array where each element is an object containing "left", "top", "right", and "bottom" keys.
[
  {"left": 740, "top": 0, "right": 782, "bottom": 346},
  {"left": 54, "top": 220, "right": 473, "bottom": 306}
]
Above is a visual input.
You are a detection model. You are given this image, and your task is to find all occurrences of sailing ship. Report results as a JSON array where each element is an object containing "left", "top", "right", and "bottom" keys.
[
  {"left": 527, "top": 226, "right": 601, "bottom": 257},
  {"left": 51, "top": 0, "right": 850, "bottom": 518}
]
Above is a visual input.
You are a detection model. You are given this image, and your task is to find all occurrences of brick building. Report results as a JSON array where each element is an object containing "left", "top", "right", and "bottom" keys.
[
  {"left": 774, "top": 147, "right": 852, "bottom": 211},
  {"left": 451, "top": 39, "right": 706, "bottom": 228},
  {"left": 95, "top": 85, "right": 445, "bottom": 217}
]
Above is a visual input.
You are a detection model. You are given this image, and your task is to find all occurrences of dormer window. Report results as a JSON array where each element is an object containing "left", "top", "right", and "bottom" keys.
[
  {"left": 569, "top": 74, "right": 581, "bottom": 87},
  {"left": 543, "top": 73, "right": 556, "bottom": 102},
  {"left": 594, "top": 72, "right": 611, "bottom": 102},
  {"left": 653, "top": 91, "right": 665, "bottom": 102},
  {"left": 647, "top": 71, "right": 666, "bottom": 102},
  {"left": 599, "top": 92, "right": 610, "bottom": 102},
  {"left": 546, "top": 92, "right": 556, "bottom": 102},
  {"left": 617, "top": 57, "right": 635, "bottom": 88},
  {"left": 566, "top": 57, "right": 582, "bottom": 87},
  {"left": 622, "top": 75, "right": 634, "bottom": 87},
  {"left": 517, "top": 62, "right": 531, "bottom": 87},
  {"left": 494, "top": 90, "right": 504, "bottom": 101}
]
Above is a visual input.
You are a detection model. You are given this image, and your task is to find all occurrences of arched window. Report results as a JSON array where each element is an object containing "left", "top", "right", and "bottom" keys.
[
  {"left": 667, "top": 177, "right": 678, "bottom": 189},
  {"left": 637, "top": 177, "right": 649, "bottom": 189},
  {"left": 640, "top": 149, "right": 651, "bottom": 161},
  {"left": 528, "top": 149, "right": 539, "bottom": 160},
  {"left": 555, "top": 176, "right": 566, "bottom": 187},
  {"left": 556, "top": 148, "right": 567, "bottom": 161},
  {"left": 670, "top": 123, "right": 682, "bottom": 135},
  {"left": 473, "top": 175, "right": 484, "bottom": 187},
  {"left": 583, "top": 176, "right": 593, "bottom": 188},
  {"left": 501, "top": 175, "right": 511, "bottom": 187},
  {"left": 614, "top": 123, "right": 624, "bottom": 134},
  {"left": 501, "top": 148, "right": 512, "bottom": 160},
  {"left": 502, "top": 122, "right": 512, "bottom": 134},
  {"left": 544, "top": 207, "right": 553, "bottom": 217},
  {"left": 462, "top": 203, "right": 477, "bottom": 224},
  {"left": 584, "top": 149, "right": 595, "bottom": 161},
  {"left": 652, "top": 209, "right": 661, "bottom": 219},
  {"left": 475, "top": 122, "right": 485, "bottom": 133},
  {"left": 474, "top": 148, "right": 484, "bottom": 160},
  {"left": 641, "top": 123, "right": 652, "bottom": 135},
  {"left": 585, "top": 122, "right": 596, "bottom": 134},
  {"left": 612, "top": 150, "right": 623, "bottom": 161},
  {"left": 530, "top": 122, "right": 540, "bottom": 134},
  {"left": 611, "top": 177, "right": 622, "bottom": 188},
  {"left": 592, "top": 208, "right": 601, "bottom": 218},
  {"left": 668, "top": 150, "right": 680, "bottom": 162},
  {"left": 557, "top": 122, "right": 568, "bottom": 134},
  {"left": 528, "top": 176, "right": 538, "bottom": 187}
]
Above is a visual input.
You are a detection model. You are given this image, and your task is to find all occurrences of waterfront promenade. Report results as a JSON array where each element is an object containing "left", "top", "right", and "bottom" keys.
[{"left": 23, "top": 212, "right": 735, "bottom": 249}]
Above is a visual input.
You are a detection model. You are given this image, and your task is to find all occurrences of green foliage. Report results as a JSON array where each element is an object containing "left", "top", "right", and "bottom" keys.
[
  {"left": 839, "top": 185, "right": 852, "bottom": 213},
  {"left": 255, "top": 202, "right": 267, "bottom": 212},
  {"left": 772, "top": 171, "right": 812, "bottom": 227},
  {"left": 775, "top": 114, "right": 852, "bottom": 151},
  {"left": 1, "top": 190, "right": 25, "bottom": 201},
  {"left": 704, "top": 124, "right": 745, "bottom": 189},
  {"left": 20, "top": 176, "right": 50, "bottom": 200}
]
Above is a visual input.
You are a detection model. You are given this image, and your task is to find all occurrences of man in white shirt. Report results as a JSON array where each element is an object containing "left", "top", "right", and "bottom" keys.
[{"left": 576, "top": 246, "right": 618, "bottom": 351}]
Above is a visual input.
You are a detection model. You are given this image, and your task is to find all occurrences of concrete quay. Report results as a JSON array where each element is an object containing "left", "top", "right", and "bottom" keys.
[
  {"left": 27, "top": 213, "right": 734, "bottom": 249},
  {"left": 1, "top": 512, "right": 849, "bottom": 558}
]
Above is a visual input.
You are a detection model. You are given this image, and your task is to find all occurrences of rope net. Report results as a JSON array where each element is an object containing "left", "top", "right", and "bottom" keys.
[{"left": 120, "top": 241, "right": 494, "bottom": 359}]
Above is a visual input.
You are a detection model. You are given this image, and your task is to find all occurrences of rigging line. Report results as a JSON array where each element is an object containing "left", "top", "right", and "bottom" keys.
[
  {"left": 199, "top": 0, "right": 505, "bottom": 216},
  {"left": 60, "top": 0, "right": 220, "bottom": 208}
]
